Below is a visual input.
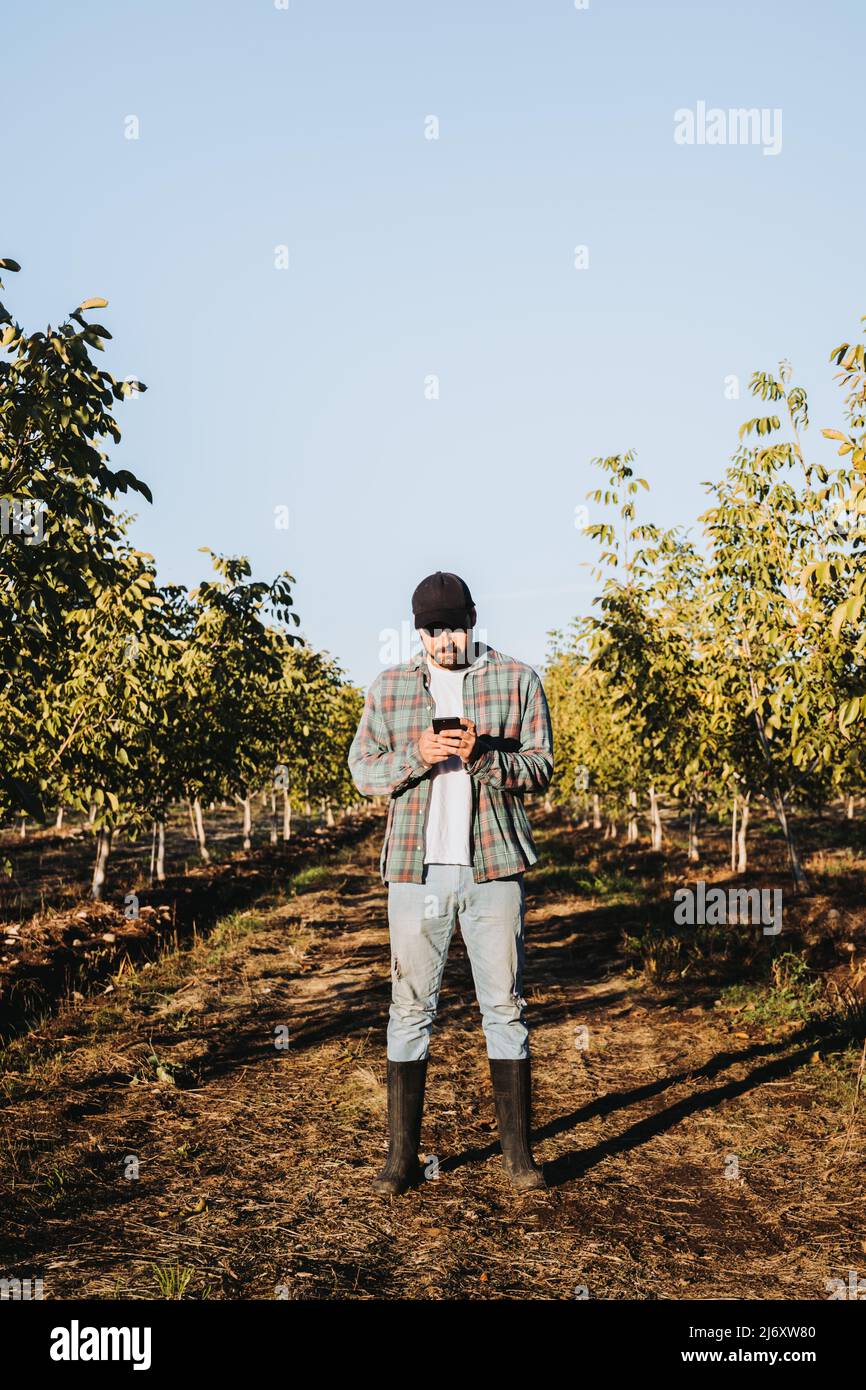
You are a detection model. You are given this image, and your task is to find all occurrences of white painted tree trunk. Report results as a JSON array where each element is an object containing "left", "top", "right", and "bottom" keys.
[
  {"left": 649, "top": 785, "right": 663, "bottom": 852},
  {"left": 688, "top": 799, "right": 700, "bottom": 863},
  {"left": 193, "top": 798, "right": 210, "bottom": 862},
  {"left": 240, "top": 795, "right": 252, "bottom": 851},
  {"left": 155, "top": 819, "right": 166, "bottom": 882},
  {"left": 730, "top": 792, "right": 738, "bottom": 872},
  {"left": 627, "top": 788, "right": 638, "bottom": 843},
  {"left": 846, "top": 793, "right": 855, "bottom": 820},
  {"left": 55, "top": 807, "right": 64, "bottom": 831},
  {"left": 282, "top": 789, "right": 292, "bottom": 841},
  {"left": 150, "top": 819, "right": 166, "bottom": 883},
  {"left": 737, "top": 791, "right": 751, "bottom": 874},
  {"left": 270, "top": 791, "right": 278, "bottom": 845},
  {"left": 592, "top": 793, "right": 602, "bottom": 830},
  {"left": 92, "top": 827, "right": 113, "bottom": 900}
]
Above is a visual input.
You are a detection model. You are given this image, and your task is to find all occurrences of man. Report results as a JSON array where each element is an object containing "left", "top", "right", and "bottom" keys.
[{"left": 347, "top": 570, "right": 554, "bottom": 1197}]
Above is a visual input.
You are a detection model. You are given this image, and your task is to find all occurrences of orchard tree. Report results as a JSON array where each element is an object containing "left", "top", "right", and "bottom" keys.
[
  {"left": 701, "top": 360, "right": 847, "bottom": 893},
  {"left": 40, "top": 542, "right": 164, "bottom": 897},
  {"left": 175, "top": 551, "right": 302, "bottom": 858},
  {"left": 0, "top": 256, "right": 150, "bottom": 818}
]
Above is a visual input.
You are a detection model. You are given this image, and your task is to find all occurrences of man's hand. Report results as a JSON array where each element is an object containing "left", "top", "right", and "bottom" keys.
[
  {"left": 418, "top": 726, "right": 457, "bottom": 767},
  {"left": 418, "top": 718, "right": 478, "bottom": 768}
]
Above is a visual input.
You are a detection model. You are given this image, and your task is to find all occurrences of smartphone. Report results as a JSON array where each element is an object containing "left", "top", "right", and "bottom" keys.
[{"left": 432, "top": 716, "right": 462, "bottom": 733}]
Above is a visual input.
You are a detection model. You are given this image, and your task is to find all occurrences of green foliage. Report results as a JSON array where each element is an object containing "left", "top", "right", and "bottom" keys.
[
  {"left": 0, "top": 257, "right": 363, "bottom": 896},
  {"left": 719, "top": 953, "right": 823, "bottom": 1025},
  {"left": 548, "top": 315, "right": 866, "bottom": 889}
]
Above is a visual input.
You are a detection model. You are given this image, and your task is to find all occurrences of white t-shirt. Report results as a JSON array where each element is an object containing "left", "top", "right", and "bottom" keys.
[{"left": 424, "top": 655, "right": 473, "bottom": 865}]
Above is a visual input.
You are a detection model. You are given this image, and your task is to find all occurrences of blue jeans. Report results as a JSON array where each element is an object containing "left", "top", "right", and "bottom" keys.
[{"left": 386, "top": 863, "right": 529, "bottom": 1061}]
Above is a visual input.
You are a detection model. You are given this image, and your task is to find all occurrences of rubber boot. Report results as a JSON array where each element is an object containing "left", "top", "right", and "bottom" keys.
[
  {"left": 372, "top": 1058, "right": 428, "bottom": 1196},
  {"left": 488, "top": 1057, "right": 547, "bottom": 1190}
]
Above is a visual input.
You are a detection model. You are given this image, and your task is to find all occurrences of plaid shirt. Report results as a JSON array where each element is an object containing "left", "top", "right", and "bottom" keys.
[{"left": 348, "top": 641, "right": 554, "bottom": 884}]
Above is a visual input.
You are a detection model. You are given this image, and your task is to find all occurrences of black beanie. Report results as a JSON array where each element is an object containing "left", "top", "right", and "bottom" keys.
[{"left": 412, "top": 571, "right": 475, "bottom": 630}]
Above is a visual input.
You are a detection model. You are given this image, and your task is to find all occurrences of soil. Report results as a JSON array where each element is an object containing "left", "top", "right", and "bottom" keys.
[{"left": 1, "top": 807, "right": 864, "bottom": 1300}]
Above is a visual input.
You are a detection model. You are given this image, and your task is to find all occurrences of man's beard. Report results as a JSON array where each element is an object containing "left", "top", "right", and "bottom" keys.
[
  {"left": 429, "top": 628, "right": 474, "bottom": 668},
  {"left": 436, "top": 645, "right": 466, "bottom": 667}
]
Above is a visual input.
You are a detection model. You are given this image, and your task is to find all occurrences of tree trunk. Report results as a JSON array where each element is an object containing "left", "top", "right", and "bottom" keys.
[
  {"left": 324, "top": 800, "right": 335, "bottom": 828},
  {"left": 55, "top": 807, "right": 64, "bottom": 831},
  {"left": 592, "top": 792, "right": 602, "bottom": 831},
  {"left": 845, "top": 793, "right": 855, "bottom": 820},
  {"left": 240, "top": 795, "right": 252, "bottom": 851},
  {"left": 155, "top": 819, "right": 166, "bottom": 882},
  {"left": 270, "top": 791, "right": 278, "bottom": 845},
  {"left": 193, "top": 798, "right": 210, "bottom": 862},
  {"left": 688, "top": 798, "right": 701, "bottom": 863},
  {"left": 730, "top": 792, "right": 738, "bottom": 872},
  {"left": 649, "top": 784, "right": 663, "bottom": 851},
  {"left": 87, "top": 801, "right": 96, "bottom": 827},
  {"left": 770, "top": 784, "right": 810, "bottom": 893},
  {"left": 149, "top": 818, "right": 166, "bottom": 883},
  {"left": 92, "top": 827, "right": 113, "bottom": 901},
  {"left": 737, "top": 791, "right": 751, "bottom": 874},
  {"left": 282, "top": 789, "right": 292, "bottom": 842},
  {"left": 19, "top": 817, "right": 26, "bottom": 840},
  {"left": 187, "top": 798, "right": 197, "bottom": 839},
  {"left": 627, "top": 788, "right": 639, "bottom": 843},
  {"left": 740, "top": 633, "right": 810, "bottom": 894}
]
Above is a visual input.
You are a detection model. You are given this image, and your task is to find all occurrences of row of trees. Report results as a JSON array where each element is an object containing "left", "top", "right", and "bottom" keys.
[
  {"left": 546, "top": 318, "right": 866, "bottom": 895},
  {"left": 1, "top": 258, "right": 363, "bottom": 896}
]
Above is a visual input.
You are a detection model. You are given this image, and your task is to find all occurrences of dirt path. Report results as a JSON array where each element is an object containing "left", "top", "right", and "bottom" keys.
[{"left": 1, "top": 815, "right": 863, "bottom": 1300}]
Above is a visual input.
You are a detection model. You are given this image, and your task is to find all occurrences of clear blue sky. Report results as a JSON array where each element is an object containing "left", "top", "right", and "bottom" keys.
[{"left": 5, "top": 0, "right": 864, "bottom": 688}]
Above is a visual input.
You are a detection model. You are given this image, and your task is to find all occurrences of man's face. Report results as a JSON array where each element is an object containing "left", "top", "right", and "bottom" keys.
[{"left": 419, "top": 610, "right": 477, "bottom": 668}]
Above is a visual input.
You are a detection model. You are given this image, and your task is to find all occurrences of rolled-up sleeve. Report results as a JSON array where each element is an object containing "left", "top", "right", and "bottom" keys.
[
  {"left": 348, "top": 676, "right": 430, "bottom": 798},
  {"left": 464, "top": 670, "right": 553, "bottom": 793}
]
